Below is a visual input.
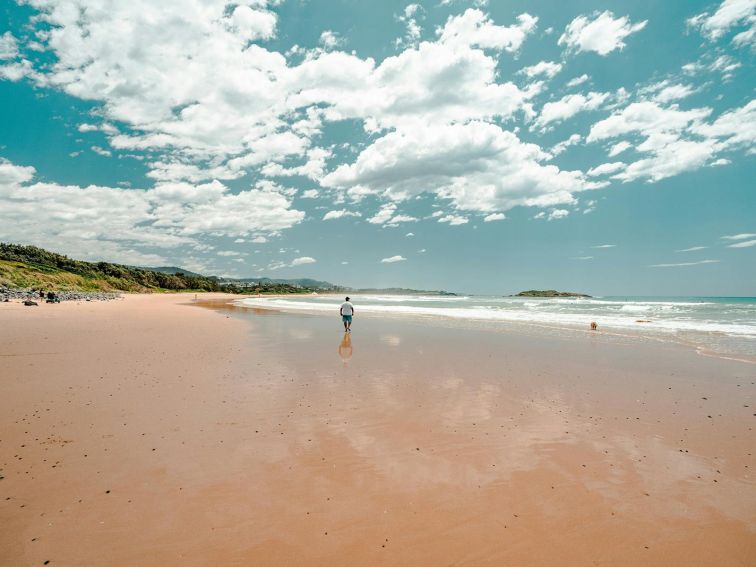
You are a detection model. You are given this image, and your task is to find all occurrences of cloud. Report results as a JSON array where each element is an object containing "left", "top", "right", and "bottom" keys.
[
  {"left": 721, "top": 232, "right": 756, "bottom": 240},
  {"left": 534, "top": 209, "right": 570, "bottom": 221},
  {"left": 607, "top": 141, "right": 632, "bottom": 157},
  {"left": 551, "top": 134, "right": 582, "bottom": 156},
  {"left": 591, "top": 244, "right": 616, "bottom": 248},
  {"left": 727, "top": 239, "right": 756, "bottom": 248},
  {"left": 368, "top": 203, "right": 398, "bottom": 225},
  {"left": 437, "top": 214, "right": 469, "bottom": 225},
  {"left": 267, "top": 255, "right": 317, "bottom": 271},
  {"left": 396, "top": 3, "right": 423, "bottom": 48},
  {"left": 483, "top": 212, "right": 505, "bottom": 221},
  {"left": 584, "top": 100, "right": 756, "bottom": 183},
  {"left": 319, "top": 30, "right": 344, "bottom": 49},
  {"left": 381, "top": 255, "right": 407, "bottom": 263},
  {"left": 0, "top": 32, "right": 20, "bottom": 60},
  {"left": 438, "top": 9, "right": 538, "bottom": 53},
  {"left": 0, "top": 31, "right": 31, "bottom": 81},
  {"left": 687, "top": 0, "right": 755, "bottom": 44},
  {"left": 519, "top": 60, "right": 562, "bottom": 79},
  {"left": 587, "top": 162, "right": 625, "bottom": 177},
  {"left": 676, "top": 246, "right": 708, "bottom": 252},
  {"left": 559, "top": 11, "right": 647, "bottom": 55},
  {"left": 0, "top": 157, "right": 303, "bottom": 263},
  {"left": 565, "top": 74, "right": 590, "bottom": 88},
  {"left": 364, "top": 203, "right": 417, "bottom": 226},
  {"left": 722, "top": 233, "right": 756, "bottom": 248},
  {"left": 572, "top": 256, "right": 593, "bottom": 260},
  {"left": 230, "top": 5, "right": 277, "bottom": 41},
  {"left": 6, "top": 3, "right": 577, "bottom": 228},
  {"left": 649, "top": 259, "right": 720, "bottom": 267},
  {"left": 14, "top": 0, "right": 291, "bottom": 181},
  {"left": 534, "top": 91, "right": 610, "bottom": 129},
  {"left": 683, "top": 54, "right": 742, "bottom": 80},
  {"left": 640, "top": 81, "right": 698, "bottom": 104},
  {"left": 4, "top": 0, "right": 753, "bottom": 251},
  {"left": 91, "top": 146, "right": 113, "bottom": 158},
  {"left": 323, "top": 209, "right": 361, "bottom": 220},
  {"left": 323, "top": 121, "right": 595, "bottom": 215}
]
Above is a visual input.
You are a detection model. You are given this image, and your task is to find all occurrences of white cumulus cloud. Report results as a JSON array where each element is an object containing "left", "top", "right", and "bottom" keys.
[
  {"left": 381, "top": 255, "right": 407, "bottom": 263},
  {"left": 559, "top": 11, "right": 647, "bottom": 56},
  {"left": 519, "top": 60, "right": 562, "bottom": 79},
  {"left": 323, "top": 121, "right": 596, "bottom": 215},
  {"left": 535, "top": 91, "right": 610, "bottom": 129},
  {"left": 687, "top": 0, "right": 755, "bottom": 44},
  {"left": 323, "top": 209, "right": 361, "bottom": 220}
]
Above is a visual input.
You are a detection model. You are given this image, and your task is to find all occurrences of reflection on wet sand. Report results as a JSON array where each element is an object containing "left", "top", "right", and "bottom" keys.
[
  {"left": 337, "top": 332, "right": 352, "bottom": 363},
  {"left": 187, "top": 298, "right": 756, "bottom": 564}
]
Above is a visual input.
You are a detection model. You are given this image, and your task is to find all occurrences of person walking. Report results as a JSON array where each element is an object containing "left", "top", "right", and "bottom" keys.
[{"left": 340, "top": 296, "right": 354, "bottom": 332}]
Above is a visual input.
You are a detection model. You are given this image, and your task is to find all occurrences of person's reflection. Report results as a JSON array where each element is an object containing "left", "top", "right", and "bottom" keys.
[{"left": 338, "top": 332, "right": 353, "bottom": 363}]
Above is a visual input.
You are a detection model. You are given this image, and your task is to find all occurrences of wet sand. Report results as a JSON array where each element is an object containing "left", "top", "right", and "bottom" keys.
[{"left": 1, "top": 294, "right": 754, "bottom": 566}]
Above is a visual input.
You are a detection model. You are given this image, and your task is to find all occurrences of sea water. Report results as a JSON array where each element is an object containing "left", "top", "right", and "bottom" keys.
[{"left": 237, "top": 295, "right": 756, "bottom": 361}]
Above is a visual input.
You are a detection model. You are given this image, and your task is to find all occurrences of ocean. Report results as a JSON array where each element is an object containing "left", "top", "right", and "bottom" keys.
[{"left": 236, "top": 294, "right": 756, "bottom": 361}]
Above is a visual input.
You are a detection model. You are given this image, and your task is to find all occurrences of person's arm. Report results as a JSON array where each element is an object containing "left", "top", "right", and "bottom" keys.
[{"left": 340, "top": 306, "right": 343, "bottom": 316}]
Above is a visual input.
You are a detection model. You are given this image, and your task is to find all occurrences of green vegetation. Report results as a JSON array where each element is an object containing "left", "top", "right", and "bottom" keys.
[
  {"left": 0, "top": 244, "right": 224, "bottom": 292},
  {"left": 228, "top": 277, "right": 343, "bottom": 291},
  {"left": 221, "top": 282, "right": 318, "bottom": 295},
  {"left": 514, "top": 290, "right": 591, "bottom": 298},
  {"left": 0, "top": 243, "right": 315, "bottom": 294}
]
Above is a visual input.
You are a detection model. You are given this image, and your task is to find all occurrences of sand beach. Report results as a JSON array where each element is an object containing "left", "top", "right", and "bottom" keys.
[{"left": 1, "top": 294, "right": 754, "bottom": 566}]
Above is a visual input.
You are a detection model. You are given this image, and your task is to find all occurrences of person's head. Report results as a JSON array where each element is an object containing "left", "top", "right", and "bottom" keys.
[{"left": 345, "top": 296, "right": 350, "bottom": 302}]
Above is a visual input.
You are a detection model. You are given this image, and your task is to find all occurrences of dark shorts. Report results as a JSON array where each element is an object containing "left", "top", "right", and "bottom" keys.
[{"left": 342, "top": 315, "right": 352, "bottom": 323}]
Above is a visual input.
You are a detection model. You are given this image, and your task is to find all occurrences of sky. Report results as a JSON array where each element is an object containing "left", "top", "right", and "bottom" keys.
[{"left": 0, "top": 0, "right": 754, "bottom": 296}]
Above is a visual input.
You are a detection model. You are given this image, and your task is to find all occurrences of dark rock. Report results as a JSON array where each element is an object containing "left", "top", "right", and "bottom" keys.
[
  {"left": 1, "top": 288, "right": 119, "bottom": 303},
  {"left": 513, "top": 290, "right": 592, "bottom": 298}
]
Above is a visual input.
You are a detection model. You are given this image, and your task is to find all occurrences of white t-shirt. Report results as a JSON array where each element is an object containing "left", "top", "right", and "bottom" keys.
[{"left": 340, "top": 301, "right": 354, "bottom": 316}]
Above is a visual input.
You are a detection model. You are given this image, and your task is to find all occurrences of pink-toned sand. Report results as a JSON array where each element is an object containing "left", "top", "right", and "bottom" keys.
[{"left": 1, "top": 294, "right": 754, "bottom": 566}]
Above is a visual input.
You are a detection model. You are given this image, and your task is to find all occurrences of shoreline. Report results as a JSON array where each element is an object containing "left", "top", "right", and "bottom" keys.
[
  {"left": 2, "top": 294, "right": 754, "bottom": 565},
  {"left": 230, "top": 295, "right": 756, "bottom": 365}
]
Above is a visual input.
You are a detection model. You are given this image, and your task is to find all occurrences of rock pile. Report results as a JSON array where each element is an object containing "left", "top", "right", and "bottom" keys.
[{"left": 0, "top": 288, "right": 120, "bottom": 303}]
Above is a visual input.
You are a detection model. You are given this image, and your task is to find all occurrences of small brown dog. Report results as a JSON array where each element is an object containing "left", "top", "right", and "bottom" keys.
[{"left": 590, "top": 322, "right": 598, "bottom": 331}]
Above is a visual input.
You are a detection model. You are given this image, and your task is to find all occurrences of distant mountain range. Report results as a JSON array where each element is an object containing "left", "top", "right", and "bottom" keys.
[
  {"left": 139, "top": 266, "right": 206, "bottom": 278},
  {"left": 225, "top": 277, "right": 342, "bottom": 290},
  {"left": 137, "top": 268, "right": 340, "bottom": 290}
]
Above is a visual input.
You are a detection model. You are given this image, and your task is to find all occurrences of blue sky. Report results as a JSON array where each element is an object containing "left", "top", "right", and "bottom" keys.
[{"left": 0, "top": 0, "right": 754, "bottom": 295}]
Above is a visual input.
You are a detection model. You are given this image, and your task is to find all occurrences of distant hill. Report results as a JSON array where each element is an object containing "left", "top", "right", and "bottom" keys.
[
  {"left": 228, "top": 277, "right": 342, "bottom": 290},
  {"left": 0, "top": 243, "right": 226, "bottom": 293},
  {"left": 514, "top": 290, "right": 591, "bottom": 298},
  {"left": 139, "top": 266, "right": 206, "bottom": 278}
]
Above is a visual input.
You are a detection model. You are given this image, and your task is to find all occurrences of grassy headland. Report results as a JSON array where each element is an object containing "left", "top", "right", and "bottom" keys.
[{"left": 0, "top": 244, "right": 313, "bottom": 294}]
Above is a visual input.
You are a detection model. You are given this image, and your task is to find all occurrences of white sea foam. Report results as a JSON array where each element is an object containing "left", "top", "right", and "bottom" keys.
[{"left": 236, "top": 295, "right": 756, "bottom": 341}]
